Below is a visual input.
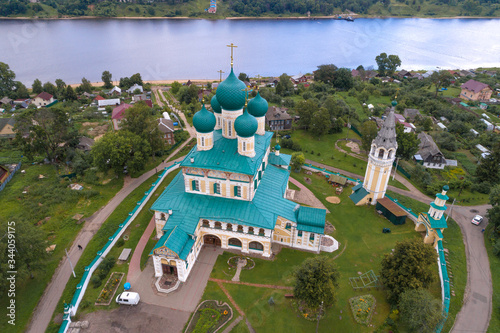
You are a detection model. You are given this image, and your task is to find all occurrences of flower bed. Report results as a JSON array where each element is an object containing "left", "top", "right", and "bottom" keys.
[
  {"left": 227, "top": 256, "right": 255, "bottom": 270},
  {"left": 291, "top": 300, "right": 324, "bottom": 322},
  {"left": 185, "top": 300, "right": 233, "bottom": 333},
  {"left": 349, "top": 294, "right": 376, "bottom": 325},
  {"left": 95, "top": 272, "right": 124, "bottom": 306}
]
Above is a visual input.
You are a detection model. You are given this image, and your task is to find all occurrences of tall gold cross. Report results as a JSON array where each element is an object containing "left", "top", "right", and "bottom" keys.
[
  {"left": 217, "top": 70, "right": 225, "bottom": 82},
  {"left": 227, "top": 43, "right": 237, "bottom": 67},
  {"left": 395, "top": 87, "right": 400, "bottom": 99},
  {"left": 241, "top": 86, "right": 252, "bottom": 107}
]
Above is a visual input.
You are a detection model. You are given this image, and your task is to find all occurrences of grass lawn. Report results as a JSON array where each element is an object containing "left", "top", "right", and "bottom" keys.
[
  {"left": 0, "top": 164, "right": 123, "bottom": 333},
  {"left": 170, "top": 138, "right": 195, "bottom": 161},
  {"left": 273, "top": 129, "right": 367, "bottom": 176},
  {"left": 46, "top": 169, "right": 180, "bottom": 332},
  {"left": 386, "top": 191, "right": 467, "bottom": 332},
  {"left": 485, "top": 225, "right": 500, "bottom": 333}
]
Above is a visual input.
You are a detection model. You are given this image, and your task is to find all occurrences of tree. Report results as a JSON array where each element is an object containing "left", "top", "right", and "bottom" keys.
[
  {"left": 293, "top": 256, "right": 339, "bottom": 309},
  {"left": 290, "top": 152, "right": 305, "bottom": 171},
  {"left": 430, "top": 70, "right": 453, "bottom": 98},
  {"left": 55, "top": 79, "right": 66, "bottom": 99},
  {"left": 129, "top": 73, "right": 143, "bottom": 86},
  {"left": 76, "top": 77, "right": 93, "bottom": 94},
  {"left": 122, "top": 102, "right": 163, "bottom": 155},
  {"left": 65, "top": 85, "right": 77, "bottom": 101},
  {"left": 360, "top": 120, "right": 379, "bottom": 152},
  {"left": 0, "top": 62, "right": 16, "bottom": 98},
  {"left": 102, "top": 70, "right": 113, "bottom": 89},
  {"left": 91, "top": 131, "right": 151, "bottom": 175},
  {"left": 333, "top": 68, "right": 354, "bottom": 91},
  {"left": 275, "top": 73, "right": 293, "bottom": 96},
  {"left": 375, "top": 53, "right": 401, "bottom": 76},
  {"left": 398, "top": 289, "right": 443, "bottom": 333},
  {"left": 171, "top": 81, "right": 181, "bottom": 94},
  {"left": 238, "top": 72, "right": 249, "bottom": 82},
  {"left": 310, "top": 107, "right": 331, "bottom": 138},
  {"left": 42, "top": 82, "right": 57, "bottom": 96},
  {"left": 487, "top": 185, "right": 500, "bottom": 256},
  {"left": 13, "top": 81, "right": 29, "bottom": 99},
  {"left": 380, "top": 238, "right": 437, "bottom": 304},
  {"left": 32, "top": 78, "right": 43, "bottom": 94},
  {"left": 296, "top": 99, "right": 318, "bottom": 130},
  {"left": 396, "top": 123, "right": 420, "bottom": 160},
  {"left": 314, "top": 64, "right": 338, "bottom": 84},
  {"left": 14, "top": 107, "right": 78, "bottom": 163}
]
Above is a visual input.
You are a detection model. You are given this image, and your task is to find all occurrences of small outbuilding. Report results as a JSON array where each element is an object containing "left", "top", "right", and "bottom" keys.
[{"left": 375, "top": 197, "right": 408, "bottom": 225}]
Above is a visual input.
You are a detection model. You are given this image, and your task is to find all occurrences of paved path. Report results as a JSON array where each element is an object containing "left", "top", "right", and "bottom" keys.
[
  {"left": 221, "top": 316, "right": 244, "bottom": 333},
  {"left": 127, "top": 216, "right": 156, "bottom": 283},
  {"left": 209, "top": 278, "right": 294, "bottom": 290}
]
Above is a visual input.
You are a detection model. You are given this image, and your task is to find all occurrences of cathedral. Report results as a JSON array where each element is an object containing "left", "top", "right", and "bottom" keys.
[{"left": 149, "top": 56, "right": 337, "bottom": 284}]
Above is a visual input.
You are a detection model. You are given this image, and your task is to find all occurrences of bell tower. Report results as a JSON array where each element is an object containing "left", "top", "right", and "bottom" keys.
[{"left": 362, "top": 102, "right": 398, "bottom": 205}]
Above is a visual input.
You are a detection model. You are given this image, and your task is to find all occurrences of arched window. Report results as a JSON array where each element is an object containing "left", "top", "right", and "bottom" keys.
[
  {"left": 202, "top": 220, "right": 210, "bottom": 227},
  {"left": 160, "top": 213, "right": 166, "bottom": 220},
  {"left": 242, "top": 141, "right": 246, "bottom": 151},
  {"left": 201, "top": 137, "right": 205, "bottom": 146},
  {"left": 388, "top": 150, "right": 393, "bottom": 159},
  {"left": 228, "top": 238, "right": 242, "bottom": 247},
  {"left": 258, "top": 228, "right": 265, "bottom": 236},
  {"left": 237, "top": 225, "right": 244, "bottom": 233},
  {"left": 249, "top": 241, "right": 263, "bottom": 251},
  {"left": 285, "top": 223, "right": 291, "bottom": 230},
  {"left": 378, "top": 149, "right": 385, "bottom": 159},
  {"left": 248, "top": 227, "right": 254, "bottom": 235},
  {"left": 227, "top": 223, "right": 233, "bottom": 231},
  {"left": 214, "top": 222, "right": 222, "bottom": 229}
]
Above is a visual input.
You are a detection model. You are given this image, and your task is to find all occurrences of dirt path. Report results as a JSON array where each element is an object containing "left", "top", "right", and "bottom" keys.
[{"left": 289, "top": 176, "right": 329, "bottom": 212}]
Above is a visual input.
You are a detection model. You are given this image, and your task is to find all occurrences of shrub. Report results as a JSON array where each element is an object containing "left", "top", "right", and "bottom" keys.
[
  {"left": 116, "top": 238, "right": 125, "bottom": 248},
  {"left": 91, "top": 276, "right": 102, "bottom": 289}
]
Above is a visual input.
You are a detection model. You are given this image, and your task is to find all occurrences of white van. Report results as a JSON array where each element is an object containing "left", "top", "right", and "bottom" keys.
[{"left": 116, "top": 292, "right": 140, "bottom": 305}]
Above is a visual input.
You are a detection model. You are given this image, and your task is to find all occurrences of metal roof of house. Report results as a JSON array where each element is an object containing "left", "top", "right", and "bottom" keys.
[
  {"left": 376, "top": 197, "right": 408, "bottom": 217},
  {"left": 268, "top": 153, "right": 291, "bottom": 167},
  {"left": 349, "top": 185, "right": 369, "bottom": 205},
  {"left": 180, "top": 130, "right": 273, "bottom": 176},
  {"left": 425, "top": 212, "right": 448, "bottom": 229},
  {"left": 150, "top": 227, "right": 195, "bottom": 260},
  {"left": 296, "top": 206, "right": 326, "bottom": 233}
]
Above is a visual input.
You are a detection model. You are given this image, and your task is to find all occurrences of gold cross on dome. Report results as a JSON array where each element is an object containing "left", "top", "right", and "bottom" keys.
[
  {"left": 217, "top": 70, "right": 225, "bottom": 82},
  {"left": 241, "top": 86, "right": 252, "bottom": 107},
  {"left": 226, "top": 43, "right": 238, "bottom": 67},
  {"left": 395, "top": 87, "right": 400, "bottom": 99}
]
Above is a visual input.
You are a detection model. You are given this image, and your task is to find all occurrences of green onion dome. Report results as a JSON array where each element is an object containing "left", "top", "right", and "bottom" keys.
[
  {"left": 443, "top": 185, "right": 449, "bottom": 191},
  {"left": 275, "top": 144, "right": 281, "bottom": 150},
  {"left": 211, "top": 95, "right": 221, "bottom": 114},
  {"left": 215, "top": 68, "right": 246, "bottom": 111},
  {"left": 247, "top": 92, "right": 268, "bottom": 117},
  {"left": 234, "top": 110, "right": 258, "bottom": 138},
  {"left": 391, "top": 100, "right": 398, "bottom": 107},
  {"left": 193, "top": 105, "right": 216, "bottom": 133}
]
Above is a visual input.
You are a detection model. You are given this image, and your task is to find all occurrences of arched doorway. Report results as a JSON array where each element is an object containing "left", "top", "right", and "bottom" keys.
[
  {"left": 203, "top": 234, "right": 221, "bottom": 246},
  {"left": 228, "top": 238, "right": 242, "bottom": 248}
]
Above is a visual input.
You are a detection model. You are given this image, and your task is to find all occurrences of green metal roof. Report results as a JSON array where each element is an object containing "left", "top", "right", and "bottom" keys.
[
  {"left": 180, "top": 130, "right": 273, "bottom": 176},
  {"left": 152, "top": 164, "right": 323, "bottom": 237},
  {"left": 150, "top": 226, "right": 194, "bottom": 261},
  {"left": 296, "top": 206, "right": 326, "bottom": 233},
  {"left": 247, "top": 92, "right": 268, "bottom": 117},
  {"left": 268, "top": 152, "right": 291, "bottom": 167},
  {"left": 349, "top": 185, "right": 369, "bottom": 204},
  {"left": 426, "top": 213, "right": 448, "bottom": 229},
  {"left": 193, "top": 105, "right": 216, "bottom": 133},
  {"left": 328, "top": 174, "right": 348, "bottom": 185},
  {"left": 216, "top": 68, "right": 246, "bottom": 111},
  {"left": 211, "top": 95, "right": 222, "bottom": 114},
  {"left": 436, "top": 193, "right": 449, "bottom": 201},
  {"left": 435, "top": 229, "right": 443, "bottom": 238},
  {"left": 235, "top": 110, "right": 258, "bottom": 138},
  {"left": 430, "top": 202, "right": 447, "bottom": 211}
]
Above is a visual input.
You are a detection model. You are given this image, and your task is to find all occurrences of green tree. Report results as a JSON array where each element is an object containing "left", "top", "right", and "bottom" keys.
[
  {"left": 122, "top": 102, "right": 163, "bottom": 155},
  {"left": 238, "top": 72, "right": 249, "bottom": 82},
  {"left": 65, "top": 85, "right": 77, "bottom": 101},
  {"left": 380, "top": 238, "right": 437, "bottom": 304},
  {"left": 32, "top": 78, "right": 43, "bottom": 94},
  {"left": 422, "top": 117, "right": 433, "bottom": 131},
  {"left": 102, "top": 70, "right": 113, "bottom": 89},
  {"left": 55, "top": 79, "right": 66, "bottom": 99},
  {"left": 375, "top": 53, "right": 401, "bottom": 76},
  {"left": 430, "top": 70, "right": 453, "bottom": 98},
  {"left": 171, "top": 81, "right": 181, "bottom": 94},
  {"left": 293, "top": 256, "right": 339, "bottom": 309},
  {"left": 310, "top": 107, "right": 331, "bottom": 138},
  {"left": 42, "top": 82, "right": 57, "bottom": 96},
  {"left": 398, "top": 289, "right": 443, "bottom": 333},
  {"left": 333, "top": 68, "right": 354, "bottom": 91},
  {"left": 13, "top": 81, "right": 29, "bottom": 99},
  {"left": 290, "top": 152, "right": 305, "bottom": 171},
  {"left": 396, "top": 123, "right": 420, "bottom": 160},
  {"left": 14, "top": 107, "right": 78, "bottom": 163},
  {"left": 130, "top": 73, "right": 143, "bottom": 86},
  {"left": 360, "top": 120, "right": 379, "bottom": 152},
  {"left": 0, "top": 62, "right": 16, "bottom": 98},
  {"left": 296, "top": 99, "right": 318, "bottom": 130},
  {"left": 487, "top": 185, "right": 500, "bottom": 255},
  {"left": 275, "top": 73, "right": 293, "bottom": 97},
  {"left": 91, "top": 131, "right": 151, "bottom": 175},
  {"left": 314, "top": 64, "right": 338, "bottom": 84},
  {"left": 76, "top": 77, "right": 93, "bottom": 94}
]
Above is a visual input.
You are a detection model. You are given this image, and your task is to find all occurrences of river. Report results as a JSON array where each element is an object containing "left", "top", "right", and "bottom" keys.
[{"left": 0, "top": 18, "right": 499, "bottom": 84}]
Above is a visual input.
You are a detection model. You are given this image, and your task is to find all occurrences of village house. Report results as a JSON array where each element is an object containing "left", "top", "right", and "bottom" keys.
[
  {"left": 77, "top": 137, "right": 95, "bottom": 152},
  {"left": 111, "top": 103, "right": 132, "bottom": 130},
  {"left": 0, "top": 118, "right": 15, "bottom": 140},
  {"left": 98, "top": 98, "right": 121, "bottom": 108},
  {"left": 32, "top": 92, "right": 54, "bottom": 107},
  {"left": 415, "top": 132, "right": 447, "bottom": 169},
  {"left": 403, "top": 108, "right": 421, "bottom": 121},
  {"left": 460, "top": 79, "right": 493, "bottom": 101},
  {"left": 108, "top": 86, "right": 122, "bottom": 96},
  {"left": 290, "top": 74, "right": 307, "bottom": 84},
  {"left": 127, "top": 84, "right": 143, "bottom": 94},
  {"left": 157, "top": 118, "right": 175, "bottom": 145},
  {"left": 265, "top": 106, "right": 292, "bottom": 131},
  {"left": 0, "top": 97, "right": 13, "bottom": 106}
]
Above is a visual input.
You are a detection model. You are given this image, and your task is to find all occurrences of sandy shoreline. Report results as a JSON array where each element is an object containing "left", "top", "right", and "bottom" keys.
[
  {"left": 68, "top": 79, "right": 218, "bottom": 88},
  {"left": 1, "top": 15, "right": 498, "bottom": 20}
]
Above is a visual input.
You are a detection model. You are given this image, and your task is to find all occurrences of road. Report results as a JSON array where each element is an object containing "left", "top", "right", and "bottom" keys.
[{"left": 26, "top": 89, "right": 196, "bottom": 333}]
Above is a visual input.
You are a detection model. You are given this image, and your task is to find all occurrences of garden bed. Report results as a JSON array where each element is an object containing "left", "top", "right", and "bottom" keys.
[
  {"left": 185, "top": 300, "right": 233, "bottom": 333},
  {"left": 349, "top": 294, "right": 376, "bottom": 325},
  {"left": 95, "top": 272, "right": 124, "bottom": 306},
  {"left": 227, "top": 256, "right": 255, "bottom": 270}
]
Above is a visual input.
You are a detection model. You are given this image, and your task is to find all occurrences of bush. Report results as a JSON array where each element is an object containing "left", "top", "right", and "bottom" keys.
[
  {"left": 91, "top": 275, "right": 102, "bottom": 289},
  {"left": 116, "top": 238, "right": 125, "bottom": 248},
  {"left": 471, "top": 181, "right": 491, "bottom": 194}
]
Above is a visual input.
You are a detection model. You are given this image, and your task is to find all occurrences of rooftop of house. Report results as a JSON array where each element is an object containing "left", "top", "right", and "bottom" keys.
[
  {"left": 36, "top": 92, "right": 53, "bottom": 101},
  {"left": 418, "top": 132, "right": 443, "bottom": 159},
  {"left": 0, "top": 117, "right": 15, "bottom": 132},
  {"left": 461, "top": 79, "right": 490, "bottom": 93},
  {"left": 111, "top": 103, "right": 132, "bottom": 119},
  {"left": 265, "top": 107, "right": 291, "bottom": 121},
  {"left": 157, "top": 118, "right": 175, "bottom": 134}
]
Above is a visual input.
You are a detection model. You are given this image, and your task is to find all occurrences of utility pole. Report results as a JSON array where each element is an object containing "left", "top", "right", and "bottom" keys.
[
  {"left": 65, "top": 248, "right": 76, "bottom": 278},
  {"left": 446, "top": 198, "right": 456, "bottom": 222},
  {"left": 392, "top": 157, "right": 399, "bottom": 181}
]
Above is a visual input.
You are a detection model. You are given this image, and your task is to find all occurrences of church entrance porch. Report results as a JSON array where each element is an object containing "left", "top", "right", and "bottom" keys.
[{"left": 203, "top": 234, "right": 222, "bottom": 246}]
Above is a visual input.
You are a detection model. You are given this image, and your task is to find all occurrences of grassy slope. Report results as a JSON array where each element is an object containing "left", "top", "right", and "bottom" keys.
[
  {"left": 485, "top": 224, "right": 500, "bottom": 333},
  {"left": 0, "top": 164, "right": 123, "bottom": 333},
  {"left": 45, "top": 169, "right": 180, "bottom": 332}
]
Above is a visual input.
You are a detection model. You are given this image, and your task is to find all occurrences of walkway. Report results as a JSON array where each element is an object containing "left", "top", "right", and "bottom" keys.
[
  {"left": 127, "top": 216, "right": 156, "bottom": 283},
  {"left": 209, "top": 278, "right": 294, "bottom": 290}
]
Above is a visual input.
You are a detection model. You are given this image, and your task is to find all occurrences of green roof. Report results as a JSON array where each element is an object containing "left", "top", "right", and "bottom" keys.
[
  {"left": 193, "top": 105, "right": 216, "bottom": 133},
  {"left": 235, "top": 110, "right": 258, "bottom": 138},
  {"left": 296, "top": 206, "right": 326, "bottom": 233},
  {"left": 151, "top": 164, "right": 324, "bottom": 237},
  {"left": 180, "top": 130, "right": 273, "bottom": 176},
  {"left": 436, "top": 193, "right": 449, "bottom": 201},
  {"left": 268, "top": 152, "right": 291, "bottom": 167},
  {"left": 435, "top": 229, "right": 443, "bottom": 238},
  {"left": 216, "top": 68, "right": 246, "bottom": 111},
  {"left": 425, "top": 213, "right": 448, "bottom": 229},
  {"left": 328, "top": 174, "right": 347, "bottom": 186},
  {"left": 430, "top": 202, "right": 447, "bottom": 211},
  {"left": 211, "top": 95, "right": 222, "bottom": 114},
  {"left": 247, "top": 92, "right": 268, "bottom": 117},
  {"left": 349, "top": 185, "right": 369, "bottom": 204},
  {"left": 150, "top": 226, "right": 194, "bottom": 260}
]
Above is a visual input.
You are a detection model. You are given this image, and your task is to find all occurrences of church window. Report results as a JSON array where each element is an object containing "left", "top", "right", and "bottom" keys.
[
  {"left": 309, "top": 233, "right": 315, "bottom": 241},
  {"left": 201, "top": 137, "right": 205, "bottom": 146},
  {"left": 214, "top": 183, "right": 221, "bottom": 194},
  {"left": 237, "top": 225, "right": 244, "bottom": 233},
  {"left": 378, "top": 149, "right": 384, "bottom": 159},
  {"left": 214, "top": 222, "right": 222, "bottom": 229},
  {"left": 258, "top": 170, "right": 262, "bottom": 180},
  {"left": 258, "top": 228, "right": 265, "bottom": 236},
  {"left": 242, "top": 141, "right": 246, "bottom": 151},
  {"left": 254, "top": 179, "right": 257, "bottom": 190},
  {"left": 228, "top": 120, "right": 232, "bottom": 136},
  {"left": 262, "top": 161, "right": 266, "bottom": 171},
  {"left": 227, "top": 224, "right": 233, "bottom": 231},
  {"left": 160, "top": 213, "right": 166, "bottom": 220},
  {"left": 192, "top": 180, "right": 200, "bottom": 191},
  {"left": 202, "top": 220, "right": 210, "bottom": 227},
  {"left": 285, "top": 223, "right": 291, "bottom": 230},
  {"left": 298, "top": 230, "right": 302, "bottom": 237},
  {"left": 248, "top": 227, "right": 254, "bottom": 235},
  {"left": 234, "top": 186, "right": 242, "bottom": 197},
  {"left": 388, "top": 150, "right": 393, "bottom": 159},
  {"left": 229, "top": 238, "right": 242, "bottom": 247},
  {"left": 249, "top": 241, "right": 263, "bottom": 251}
]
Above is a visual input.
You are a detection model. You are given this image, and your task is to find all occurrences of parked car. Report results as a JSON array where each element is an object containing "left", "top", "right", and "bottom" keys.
[
  {"left": 471, "top": 215, "right": 483, "bottom": 225},
  {"left": 116, "top": 292, "right": 140, "bottom": 305}
]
